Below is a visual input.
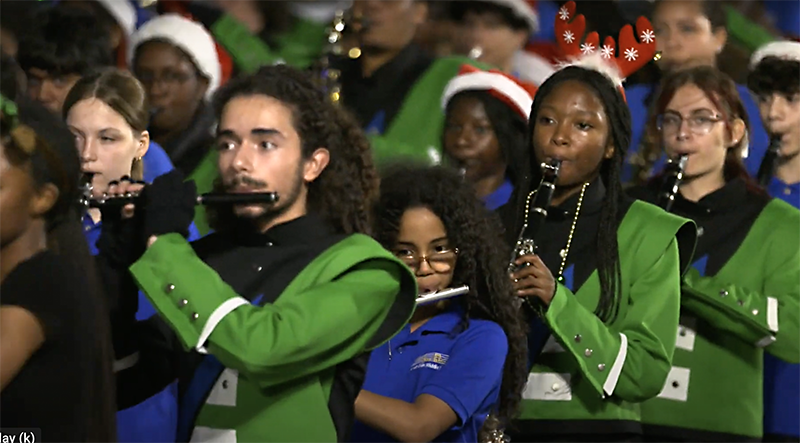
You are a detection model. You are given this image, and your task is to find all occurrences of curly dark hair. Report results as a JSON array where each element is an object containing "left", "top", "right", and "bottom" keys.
[
  {"left": 209, "top": 64, "right": 379, "bottom": 236},
  {"left": 17, "top": 6, "right": 112, "bottom": 77},
  {"left": 442, "top": 90, "right": 529, "bottom": 190},
  {"left": 747, "top": 55, "right": 800, "bottom": 98},
  {"left": 500, "top": 66, "right": 630, "bottom": 323},
  {"left": 374, "top": 165, "right": 528, "bottom": 429}
]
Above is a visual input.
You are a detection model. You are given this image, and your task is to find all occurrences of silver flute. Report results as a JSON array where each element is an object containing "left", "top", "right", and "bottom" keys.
[{"left": 416, "top": 285, "right": 470, "bottom": 306}]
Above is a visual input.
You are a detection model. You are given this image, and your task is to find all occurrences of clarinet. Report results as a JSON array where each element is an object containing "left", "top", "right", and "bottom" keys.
[
  {"left": 507, "top": 159, "right": 562, "bottom": 274},
  {"left": 657, "top": 154, "right": 688, "bottom": 212},
  {"left": 757, "top": 135, "right": 782, "bottom": 188},
  {"left": 79, "top": 180, "right": 279, "bottom": 209}
]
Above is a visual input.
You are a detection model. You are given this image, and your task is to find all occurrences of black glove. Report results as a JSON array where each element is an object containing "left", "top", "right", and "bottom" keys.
[
  {"left": 95, "top": 177, "right": 146, "bottom": 269},
  {"left": 141, "top": 169, "right": 197, "bottom": 240}
]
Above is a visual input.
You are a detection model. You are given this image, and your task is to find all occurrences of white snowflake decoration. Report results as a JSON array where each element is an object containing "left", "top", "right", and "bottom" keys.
[
  {"left": 601, "top": 45, "right": 614, "bottom": 59},
  {"left": 563, "top": 30, "right": 575, "bottom": 44},
  {"left": 624, "top": 48, "right": 639, "bottom": 61},
  {"left": 640, "top": 29, "right": 655, "bottom": 44},
  {"left": 580, "top": 43, "right": 595, "bottom": 54},
  {"left": 558, "top": 6, "right": 570, "bottom": 21}
]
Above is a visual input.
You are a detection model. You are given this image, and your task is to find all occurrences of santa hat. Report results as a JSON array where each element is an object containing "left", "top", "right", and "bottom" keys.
[
  {"left": 460, "top": 0, "right": 539, "bottom": 33},
  {"left": 442, "top": 64, "right": 538, "bottom": 120},
  {"left": 551, "top": 1, "right": 657, "bottom": 100},
  {"left": 749, "top": 40, "right": 800, "bottom": 68},
  {"left": 128, "top": 13, "right": 222, "bottom": 99},
  {"left": 96, "top": 0, "right": 137, "bottom": 38}
]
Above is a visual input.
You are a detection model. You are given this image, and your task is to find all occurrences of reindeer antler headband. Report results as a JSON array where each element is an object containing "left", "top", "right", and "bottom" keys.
[{"left": 554, "top": 1, "right": 657, "bottom": 90}]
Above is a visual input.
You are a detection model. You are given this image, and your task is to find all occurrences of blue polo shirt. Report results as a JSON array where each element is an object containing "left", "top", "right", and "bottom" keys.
[
  {"left": 763, "top": 176, "right": 800, "bottom": 438},
  {"left": 350, "top": 304, "right": 508, "bottom": 443}
]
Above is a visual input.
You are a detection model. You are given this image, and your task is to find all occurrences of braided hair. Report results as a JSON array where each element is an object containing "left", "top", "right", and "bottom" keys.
[{"left": 501, "top": 66, "right": 631, "bottom": 323}]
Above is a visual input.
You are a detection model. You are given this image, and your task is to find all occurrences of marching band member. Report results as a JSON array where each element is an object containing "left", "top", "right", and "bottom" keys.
[
  {"left": 350, "top": 165, "right": 528, "bottom": 442},
  {"left": 630, "top": 66, "right": 800, "bottom": 442},
  {"left": 441, "top": 65, "right": 537, "bottom": 210},
  {"left": 0, "top": 95, "right": 116, "bottom": 442},
  {"left": 747, "top": 40, "right": 800, "bottom": 442},
  {"left": 63, "top": 68, "right": 199, "bottom": 443},
  {"left": 499, "top": 4, "right": 696, "bottom": 440},
  {"left": 96, "top": 64, "right": 416, "bottom": 442}
]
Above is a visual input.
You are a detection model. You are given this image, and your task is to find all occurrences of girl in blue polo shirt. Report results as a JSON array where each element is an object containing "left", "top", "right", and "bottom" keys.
[
  {"left": 350, "top": 165, "right": 528, "bottom": 443},
  {"left": 441, "top": 65, "right": 537, "bottom": 211}
]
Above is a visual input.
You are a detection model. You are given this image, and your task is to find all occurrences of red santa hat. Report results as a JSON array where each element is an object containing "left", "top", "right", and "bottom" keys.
[
  {"left": 129, "top": 13, "right": 226, "bottom": 99},
  {"left": 749, "top": 40, "right": 800, "bottom": 68},
  {"left": 442, "top": 64, "right": 539, "bottom": 120},
  {"left": 552, "top": 1, "right": 657, "bottom": 101}
]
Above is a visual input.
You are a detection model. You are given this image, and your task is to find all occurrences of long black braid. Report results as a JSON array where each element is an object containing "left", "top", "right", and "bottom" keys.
[{"left": 502, "top": 66, "right": 631, "bottom": 323}]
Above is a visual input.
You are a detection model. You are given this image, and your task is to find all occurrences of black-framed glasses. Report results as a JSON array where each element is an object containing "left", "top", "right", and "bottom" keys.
[
  {"left": 393, "top": 247, "right": 459, "bottom": 273},
  {"left": 657, "top": 112, "right": 724, "bottom": 135}
]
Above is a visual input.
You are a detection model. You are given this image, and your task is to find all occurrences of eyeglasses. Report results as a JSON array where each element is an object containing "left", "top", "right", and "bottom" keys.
[
  {"left": 657, "top": 113, "right": 724, "bottom": 136},
  {"left": 393, "top": 247, "right": 459, "bottom": 273},
  {"left": 135, "top": 70, "right": 198, "bottom": 87}
]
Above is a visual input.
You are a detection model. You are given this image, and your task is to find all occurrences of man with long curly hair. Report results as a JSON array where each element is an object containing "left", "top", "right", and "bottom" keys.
[{"left": 98, "top": 65, "right": 417, "bottom": 442}]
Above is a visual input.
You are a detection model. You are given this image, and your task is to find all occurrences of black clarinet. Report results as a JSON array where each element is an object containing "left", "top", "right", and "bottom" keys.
[
  {"left": 507, "top": 159, "right": 562, "bottom": 273},
  {"left": 757, "top": 135, "right": 782, "bottom": 188},
  {"left": 657, "top": 154, "right": 688, "bottom": 212}
]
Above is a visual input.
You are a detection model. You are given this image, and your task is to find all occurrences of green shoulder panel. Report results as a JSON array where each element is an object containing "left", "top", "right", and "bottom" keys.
[
  {"left": 619, "top": 200, "right": 698, "bottom": 277},
  {"left": 370, "top": 56, "right": 491, "bottom": 169}
]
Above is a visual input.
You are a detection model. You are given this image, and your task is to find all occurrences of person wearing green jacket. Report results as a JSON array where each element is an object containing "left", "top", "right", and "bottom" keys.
[
  {"left": 497, "top": 64, "right": 696, "bottom": 441},
  {"left": 334, "top": 1, "right": 488, "bottom": 170},
  {"left": 629, "top": 66, "right": 800, "bottom": 442},
  {"left": 96, "top": 65, "right": 417, "bottom": 442}
]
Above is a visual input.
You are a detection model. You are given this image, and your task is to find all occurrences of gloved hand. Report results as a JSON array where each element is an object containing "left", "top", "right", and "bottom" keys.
[
  {"left": 141, "top": 169, "right": 197, "bottom": 240},
  {"left": 95, "top": 176, "right": 146, "bottom": 269}
]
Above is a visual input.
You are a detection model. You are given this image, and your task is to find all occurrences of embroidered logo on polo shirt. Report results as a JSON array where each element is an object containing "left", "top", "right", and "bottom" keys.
[{"left": 411, "top": 352, "right": 449, "bottom": 371}]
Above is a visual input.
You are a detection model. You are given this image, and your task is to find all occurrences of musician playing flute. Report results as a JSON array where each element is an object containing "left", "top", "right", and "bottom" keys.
[
  {"left": 629, "top": 66, "right": 800, "bottom": 442},
  {"left": 96, "top": 65, "right": 417, "bottom": 442},
  {"left": 497, "top": 6, "right": 696, "bottom": 439},
  {"left": 350, "top": 165, "right": 527, "bottom": 443},
  {"left": 747, "top": 40, "right": 800, "bottom": 443}
]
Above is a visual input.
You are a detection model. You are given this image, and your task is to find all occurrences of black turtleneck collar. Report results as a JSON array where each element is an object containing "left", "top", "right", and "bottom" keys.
[
  {"left": 547, "top": 176, "right": 607, "bottom": 222},
  {"left": 671, "top": 177, "right": 752, "bottom": 216},
  {"left": 227, "top": 213, "right": 336, "bottom": 247}
]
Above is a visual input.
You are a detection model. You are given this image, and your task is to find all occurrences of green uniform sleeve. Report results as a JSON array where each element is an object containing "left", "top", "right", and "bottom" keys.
[
  {"left": 368, "top": 134, "right": 441, "bottom": 171},
  {"left": 681, "top": 257, "right": 800, "bottom": 363},
  {"left": 130, "top": 233, "right": 412, "bottom": 387},
  {"left": 544, "top": 238, "right": 681, "bottom": 402},
  {"left": 211, "top": 14, "right": 285, "bottom": 74}
]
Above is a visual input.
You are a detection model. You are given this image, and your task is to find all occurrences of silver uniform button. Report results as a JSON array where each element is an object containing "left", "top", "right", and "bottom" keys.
[
  {"left": 584, "top": 349, "right": 593, "bottom": 357},
  {"left": 178, "top": 299, "right": 188, "bottom": 307},
  {"left": 551, "top": 383, "right": 561, "bottom": 391},
  {"left": 752, "top": 309, "right": 759, "bottom": 315},
  {"left": 597, "top": 364, "right": 606, "bottom": 372},
  {"left": 574, "top": 334, "right": 582, "bottom": 343},
  {"left": 719, "top": 289, "right": 728, "bottom": 297},
  {"left": 165, "top": 284, "right": 176, "bottom": 293},
  {"left": 191, "top": 313, "right": 199, "bottom": 321}
]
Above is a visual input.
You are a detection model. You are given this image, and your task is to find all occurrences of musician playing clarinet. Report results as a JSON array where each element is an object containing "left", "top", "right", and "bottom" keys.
[
  {"left": 628, "top": 66, "right": 800, "bottom": 442},
  {"left": 350, "top": 165, "right": 527, "bottom": 443},
  {"left": 497, "top": 6, "right": 697, "bottom": 437},
  {"left": 96, "top": 65, "right": 416, "bottom": 442},
  {"left": 748, "top": 41, "right": 800, "bottom": 443}
]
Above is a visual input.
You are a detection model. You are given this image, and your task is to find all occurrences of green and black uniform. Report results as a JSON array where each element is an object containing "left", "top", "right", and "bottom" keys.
[
  {"left": 499, "top": 179, "right": 696, "bottom": 441},
  {"left": 629, "top": 177, "right": 800, "bottom": 441}
]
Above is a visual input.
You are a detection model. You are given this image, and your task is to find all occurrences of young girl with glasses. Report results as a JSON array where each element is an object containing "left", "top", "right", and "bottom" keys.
[
  {"left": 350, "top": 165, "right": 528, "bottom": 443},
  {"left": 628, "top": 65, "right": 800, "bottom": 442}
]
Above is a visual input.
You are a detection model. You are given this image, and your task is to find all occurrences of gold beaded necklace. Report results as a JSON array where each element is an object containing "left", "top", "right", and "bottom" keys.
[{"left": 519, "top": 181, "right": 590, "bottom": 311}]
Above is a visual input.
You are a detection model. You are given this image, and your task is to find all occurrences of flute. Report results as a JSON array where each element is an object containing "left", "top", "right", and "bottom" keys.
[
  {"left": 79, "top": 185, "right": 279, "bottom": 208},
  {"left": 416, "top": 285, "right": 470, "bottom": 306}
]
